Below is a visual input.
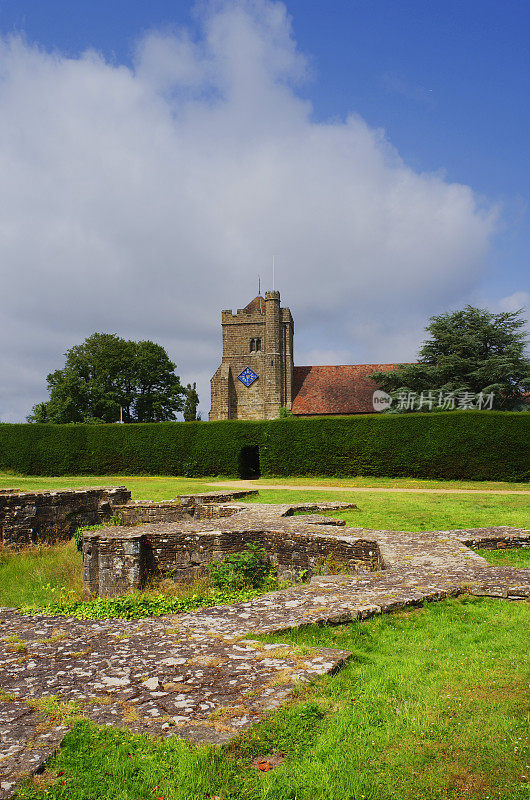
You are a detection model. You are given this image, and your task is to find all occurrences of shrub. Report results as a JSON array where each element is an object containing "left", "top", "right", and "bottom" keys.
[
  {"left": 209, "top": 543, "right": 275, "bottom": 590},
  {"left": 0, "top": 411, "right": 527, "bottom": 481}
]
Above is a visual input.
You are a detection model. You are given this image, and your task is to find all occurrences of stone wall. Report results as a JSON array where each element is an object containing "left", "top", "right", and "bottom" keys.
[
  {"left": 83, "top": 522, "right": 381, "bottom": 597},
  {"left": 0, "top": 488, "right": 256, "bottom": 548},
  {"left": 0, "top": 487, "right": 131, "bottom": 547},
  {"left": 112, "top": 491, "right": 256, "bottom": 526}
]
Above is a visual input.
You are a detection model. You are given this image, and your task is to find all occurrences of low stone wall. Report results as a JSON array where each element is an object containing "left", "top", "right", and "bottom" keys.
[
  {"left": 0, "top": 488, "right": 256, "bottom": 548},
  {"left": 456, "top": 528, "right": 530, "bottom": 549},
  {"left": 112, "top": 491, "right": 256, "bottom": 526},
  {"left": 0, "top": 487, "right": 131, "bottom": 547},
  {"left": 83, "top": 522, "right": 381, "bottom": 597}
]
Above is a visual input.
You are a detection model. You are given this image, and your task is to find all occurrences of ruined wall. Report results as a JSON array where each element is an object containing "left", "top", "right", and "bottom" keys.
[
  {"left": 83, "top": 523, "right": 381, "bottom": 597},
  {"left": 0, "top": 487, "right": 131, "bottom": 547},
  {"left": 112, "top": 491, "right": 254, "bottom": 526},
  {"left": 0, "top": 488, "right": 256, "bottom": 548}
]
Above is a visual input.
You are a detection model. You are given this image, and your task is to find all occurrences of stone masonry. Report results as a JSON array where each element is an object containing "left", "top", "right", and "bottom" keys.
[
  {"left": 0, "top": 487, "right": 131, "bottom": 547},
  {"left": 0, "top": 488, "right": 256, "bottom": 548},
  {"left": 208, "top": 290, "right": 403, "bottom": 419},
  {"left": 82, "top": 501, "right": 372, "bottom": 597},
  {"left": 210, "top": 291, "right": 294, "bottom": 420}
]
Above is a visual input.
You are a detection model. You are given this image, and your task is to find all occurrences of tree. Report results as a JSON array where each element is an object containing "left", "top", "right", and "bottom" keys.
[
  {"left": 183, "top": 382, "right": 200, "bottom": 421},
  {"left": 371, "top": 306, "right": 530, "bottom": 411},
  {"left": 28, "top": 333, "right": 186, "bottom": 423}
]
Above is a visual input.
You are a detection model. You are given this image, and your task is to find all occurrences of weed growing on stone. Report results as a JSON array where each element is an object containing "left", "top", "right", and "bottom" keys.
[{"left": 209, "top": 543, "right": 277, "bottom": 591}]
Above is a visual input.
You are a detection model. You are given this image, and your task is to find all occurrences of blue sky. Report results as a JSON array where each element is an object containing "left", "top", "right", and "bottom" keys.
[{"left": 0, "top": 0, "right": 527, "bottom": 419}]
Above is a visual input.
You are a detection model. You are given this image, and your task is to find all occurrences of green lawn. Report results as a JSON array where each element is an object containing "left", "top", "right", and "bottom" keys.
[
  {"left": 16, "top": 597, "right": 530, "bottom": 800},
  {"left": 254, "top": 488, "right": 530, "bottom": 532},
  {"left": 1, "top": 471, "right": 529, "bottom": 496},
  {"left": 0, "top": 472, "right": 217, "bottom": 499},
  {"left": 475, "top": 548, "right": 530, "bottom": 569},
  {"left": 0, "top": 540, "right": 83, "bottom": 608},
  {"left": 228, "top": 474, "right": 530, "bottom": 491}
]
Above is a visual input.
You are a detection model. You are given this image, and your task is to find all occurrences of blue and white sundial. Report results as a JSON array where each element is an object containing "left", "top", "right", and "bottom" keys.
[{"left": 238, "top": 367, "right": 258, "bottom": 387}]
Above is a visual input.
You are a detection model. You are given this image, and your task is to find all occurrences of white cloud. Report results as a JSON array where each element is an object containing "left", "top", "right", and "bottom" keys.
[
  {"left": 0, "top": 0, "right": 498, "bottom": 421},
  {"left": 496, "top": 291, "right": 529, "bottom": 313}
]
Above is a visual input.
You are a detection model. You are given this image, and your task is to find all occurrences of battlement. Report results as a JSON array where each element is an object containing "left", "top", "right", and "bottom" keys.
[{"left": 221, "top": 308, "right": 266, "bottom": 324}]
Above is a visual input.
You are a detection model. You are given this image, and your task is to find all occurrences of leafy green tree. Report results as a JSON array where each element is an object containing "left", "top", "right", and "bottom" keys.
[
  {"left": 183, "top": 382, "right": 200, "bottom": 421},
  {"left": 371, "top": 306, "right": 530, "bottom": 411},
  {"left": 132, "top": 340, "right": 186, "bottom": 422},
  {"left": 28, "top": 333, "right": 186, "bottom": 423}
]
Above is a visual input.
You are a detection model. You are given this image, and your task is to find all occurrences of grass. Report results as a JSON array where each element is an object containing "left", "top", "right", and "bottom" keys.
[
  {"left": 0, "top": 472, "right": 218, "bottom": 499},
  {"left": 0, "top": 539, "right": 82, "bottom": 607},
  {"left": 1, "top": 472, "right": 529, "bottom": 497},
  {"left": 15, "top": 596, "right": 530, "bottom": 800},
  {"left": 253, "top": 489, "right": 530, "bottom": 532},
  {"left": 225, "top": 475, "right": 530, "bottom": 491},
  {"left": 475, "top": 548, "right": 530, "bottom": 569}
]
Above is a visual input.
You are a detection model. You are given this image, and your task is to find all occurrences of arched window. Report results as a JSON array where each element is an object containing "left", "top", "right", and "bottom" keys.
[
  {"left": 256, "top": 338, "right": 262, "bottom": 351},
  {"left": 250, "top": 339, "right": 256, "bottom": 352}
]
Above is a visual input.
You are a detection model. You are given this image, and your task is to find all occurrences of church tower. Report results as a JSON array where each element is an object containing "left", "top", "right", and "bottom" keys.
[{"left": 209, "top": 291, "right": 294, "bottom": 420}]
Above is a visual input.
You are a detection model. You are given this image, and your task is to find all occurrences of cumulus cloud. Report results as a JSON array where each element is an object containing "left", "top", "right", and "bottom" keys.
[{"left": 0, "top": 0, "right": 499, "bottom": 420}]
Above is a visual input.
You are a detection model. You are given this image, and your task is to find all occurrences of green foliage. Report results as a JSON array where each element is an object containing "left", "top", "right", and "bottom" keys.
[
  {"left": 74, "top": 524, "right": 103, "bottom": 552},
  {"left": 21, "top": 587, "right": 271, "bottom": 620},
  {"left": 27, "top": 332, "right": 186, "bottom": 423},
  {"left": 0, "top": 411, "right": 528, "bottom": 481},
  {"left": 372, "top": 305, "right": 530, "bottom": 410},
  {"left": 183, "top": 382, "right": 200, "bottom": 421},
  {"left": 208, "top": 543, "right": 275, "bottom": 590},
  {"left": 260, "top": 412, "right": 530, "bottom": 482}
]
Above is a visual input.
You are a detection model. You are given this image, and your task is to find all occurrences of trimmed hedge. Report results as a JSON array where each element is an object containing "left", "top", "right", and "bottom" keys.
[{"left": 0, "top": 412, "right": 528, "bottom": 481}]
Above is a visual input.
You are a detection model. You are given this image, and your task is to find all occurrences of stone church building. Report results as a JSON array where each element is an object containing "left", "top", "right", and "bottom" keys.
[{"left": 210, "top": 291, "right": 399, "bottom": 420}]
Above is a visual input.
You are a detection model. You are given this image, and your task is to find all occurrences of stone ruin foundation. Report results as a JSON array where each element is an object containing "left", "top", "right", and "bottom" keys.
[
  {"left": 0, "top": 487, "right": 256, "bottom": 548},
  {"left": 1, "top": 486, "right": 529, "bottom": 797},
  {"left": 0, "top": 486, "right": 131, "bottom": 547},
  {"left": 82, "top": 500, "right": 376, "bottom": 597}
]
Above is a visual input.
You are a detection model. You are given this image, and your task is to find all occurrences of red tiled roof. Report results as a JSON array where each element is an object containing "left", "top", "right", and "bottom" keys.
[
  {"left": 291, "top": 364, "right": 401, "bottom": 415},
  {"left": 243, "top": 296, "right": 265, "bottom": 313}
]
